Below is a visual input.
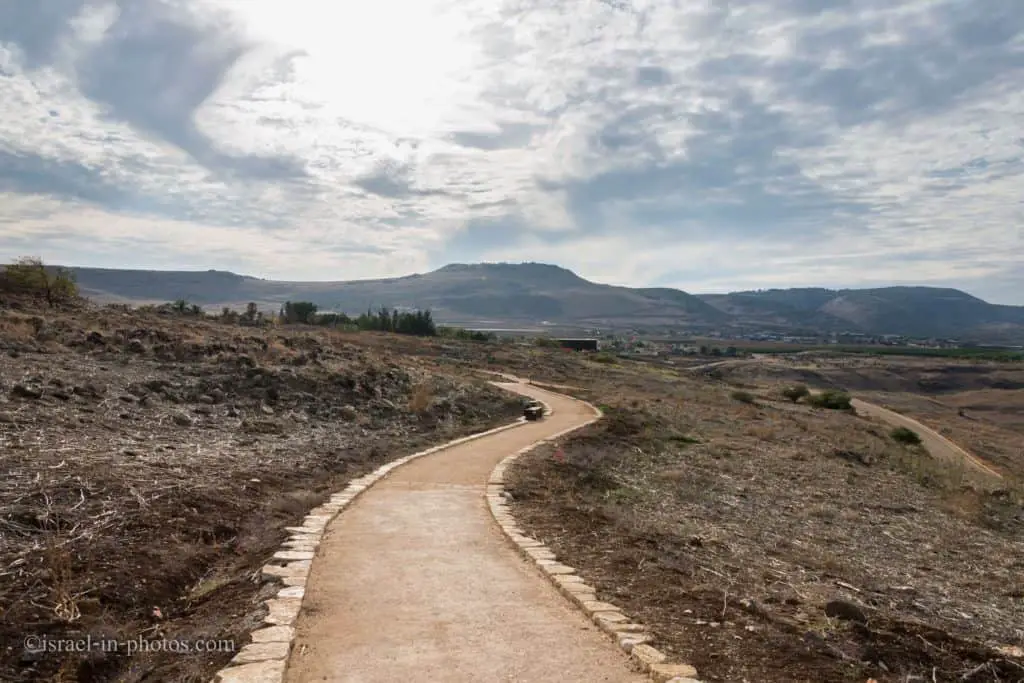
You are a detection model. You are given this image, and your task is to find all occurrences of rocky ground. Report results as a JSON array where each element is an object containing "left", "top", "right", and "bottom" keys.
[
  {"left": 504, "top": 357, "right": 1024, "bottom": 682},
  {"left": 4, "top": 303, "right": 1022, "bottom": 683},
  {"left": 0, "top": 304, "right": 524, "bottom": 682}
]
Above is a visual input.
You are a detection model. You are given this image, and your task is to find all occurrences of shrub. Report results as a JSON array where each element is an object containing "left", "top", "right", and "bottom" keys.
[
  {"left": 408, "top": 383, "right": 433, "bottom": 414},
  {"left": 781, "top": 384, "right": 810, "bottom": 403},
  {"left": 730, "top": 390, "right": 756, "bottom": 404},
  {"left": 890, "top": 426, "right": 922, "bottom": 445},
  {"left": 807, "top": 389, "right": 853, "bottom": 410},
  {"left": 438, "top": 326, "right": 495, "bottom": 342},
  {"left": 0, "top": 256, "right": 78, "bottom": 305},
  {"left": 591, "top": 352, "right": 618, "bottom": 364}
]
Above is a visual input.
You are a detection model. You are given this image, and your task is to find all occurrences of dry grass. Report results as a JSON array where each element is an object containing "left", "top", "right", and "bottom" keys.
[
  {"left": 504, "top": 357, "right": 1024, "bottom": 683},
  {"left": 0, "top": 304, "right": 525, "bottom": 683},
  {"left": 0, "top": 314, "right": 37, "bottom": 342},
  {"left": 408, "top": 383, "right": 433, "bottom": 414}
]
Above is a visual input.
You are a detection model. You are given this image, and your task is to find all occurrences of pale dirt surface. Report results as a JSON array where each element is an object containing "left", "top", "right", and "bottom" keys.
[
  {"left": 849, "top": 398, "right": 1004, "bottom": 481},
  {"left": 286, "top": 382, "right": 645, "bottom": 683}
]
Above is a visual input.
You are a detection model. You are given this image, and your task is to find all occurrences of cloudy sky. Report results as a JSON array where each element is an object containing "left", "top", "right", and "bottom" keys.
[{"left": 1, "top": 1, "right": 1022, "bottom": 303}]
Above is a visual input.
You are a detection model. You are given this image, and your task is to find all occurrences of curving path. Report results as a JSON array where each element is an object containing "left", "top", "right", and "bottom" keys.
[
  {"left": 849, "top": 398, "right": 1003, "bottom": 480},
  {"left": 285, "top": 380, "right": 644, "bottom": 682}
]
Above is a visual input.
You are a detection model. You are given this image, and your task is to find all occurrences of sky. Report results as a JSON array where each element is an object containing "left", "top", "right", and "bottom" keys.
[{"left": 1, "top": 0, "right": 1022, "bottom": 304}]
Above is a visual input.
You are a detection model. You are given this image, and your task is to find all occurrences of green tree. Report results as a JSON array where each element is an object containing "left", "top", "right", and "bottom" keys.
[
  {"left": 242, "top": 302, "right": 259, "bottom": 324},
  {"left": 1, "top": 256, "right": 78, "bottom": 305},
  {"left": 279, "top": 301, "right": 318, "bottom": 324}
]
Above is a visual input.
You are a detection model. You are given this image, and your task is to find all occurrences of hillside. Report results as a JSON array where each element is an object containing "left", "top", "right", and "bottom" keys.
[
  {"left": 59, "top": 263, "right": 1024, "bottom": 343},
  {"left": 699, "top": 286, "right": 1024, "bottom": 342},
  {"left": 66, "top": 262, "right": 729, "bottom": 329}
]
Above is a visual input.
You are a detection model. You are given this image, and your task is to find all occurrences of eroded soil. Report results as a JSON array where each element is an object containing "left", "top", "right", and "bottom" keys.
[
  {"left": 0, "top": 307, "right": 523, "bottom": 682},
  {"left": 506, "top": 359, "right": 1024, "bottom": 682}
]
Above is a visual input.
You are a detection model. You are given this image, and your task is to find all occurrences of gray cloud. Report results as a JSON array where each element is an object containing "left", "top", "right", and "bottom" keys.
[
  {"left": 0, "top": 149, "right": 129, "bottom": 205},
  {"left": 0, "top": 0, "right": 1022, "bottom": 302},
  {"left": 1, "top": 1, "right": 308, "bottom": 180}
]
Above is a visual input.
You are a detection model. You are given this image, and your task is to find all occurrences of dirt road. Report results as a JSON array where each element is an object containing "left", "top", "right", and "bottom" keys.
[
  {"left": 850, "top": 398, "right": 1004, "bottom": 481},
  {"left": 286, "top": 381, "right": 644, "bottom": 682}
]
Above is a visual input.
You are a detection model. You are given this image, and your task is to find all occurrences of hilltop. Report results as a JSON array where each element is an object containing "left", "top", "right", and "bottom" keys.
[{"left": 57, "top": 262, "right": 1024, "bottom": 343}]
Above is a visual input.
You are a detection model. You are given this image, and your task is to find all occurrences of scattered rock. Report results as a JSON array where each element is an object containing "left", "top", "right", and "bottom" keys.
[
  {"left": 0, "top": 412, "right": 15, "bottom": 424},
  {"left": 825, "top": 599, "right": 868, "bottom": 624},
  {"left": 119, "top": 394, "right": 136, "bottom": 403},
  {"left": 172, "top": 412, "right": 194, "bottom": 427},
  {"left": 198, "top": 394, "right": 216, "bottom": 404},
  {"left": 260, "top": 405, "right": 275, "bottom": 415},
  {"left": 49, "top": 389, "right": 71, "bottom": 401},
  {"left": 127, "top": 339, "right": 145, "bottom": 354},
  {"left": 193, "top": 405, "right": 213, "bottom": 416},
  {"left": 339, "top": 405, "right": 358, "bottom": 421},
  {"left": 73, "top": 382, "right": 106, "bottom": 398},
  {"left": 11, "top": 384, "right": 42, "bottom": 400},
  {"left": 85, "top": 331, "right": 105, "bottom": 345}
]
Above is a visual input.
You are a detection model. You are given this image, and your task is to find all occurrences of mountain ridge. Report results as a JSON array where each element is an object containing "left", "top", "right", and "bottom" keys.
[{"left": 52, "top": 262, "right": 1024, "bottom": 344}]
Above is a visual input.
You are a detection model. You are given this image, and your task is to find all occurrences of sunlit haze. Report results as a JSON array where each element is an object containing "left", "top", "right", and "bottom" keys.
[{"left": 1, "top": 1, "right": 1022, "bottom": 301}]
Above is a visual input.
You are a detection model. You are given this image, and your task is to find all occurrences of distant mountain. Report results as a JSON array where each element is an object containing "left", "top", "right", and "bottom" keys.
[
  {"left": 698, "top": 287, "right": 1024, "bottom": 342},
  {"left": 63, "top": 263, "right": 1024, "bottom": 343}
]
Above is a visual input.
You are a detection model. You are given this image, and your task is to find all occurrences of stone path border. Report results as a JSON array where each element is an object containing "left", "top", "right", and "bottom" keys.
[
  {"left": 210, "top": 416, "right": 530, "bottom": 683},
  {"left": 485, "top": 394, "right": 704, "bottom": 683}
]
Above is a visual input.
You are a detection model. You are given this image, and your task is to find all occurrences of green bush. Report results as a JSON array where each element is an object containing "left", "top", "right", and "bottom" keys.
[
  {"left": 890, "top": 426, "right": 922, "bottom": 445},
  {"left": 781, "top": 384, "right": 810, "bottom": 403},
  {"left": 591, "top": 352, "right": 618, "bottom": 364},
  {"left": 1, "top": 256, "right": 78, "bottom": 305},
  {"left": 730, "top": 390, "right": 756, "bottom": 404},
  {"left": 806, "top": 389, "right": 853, "bottom": 410}
]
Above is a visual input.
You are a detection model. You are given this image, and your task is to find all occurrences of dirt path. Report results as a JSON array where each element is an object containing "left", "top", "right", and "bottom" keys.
[
  {"left": 286, "top": 381, "right": 644, "bottom": 682},
  {"left": 849, "top": 398, "right": 1004, "bottom": 480}
]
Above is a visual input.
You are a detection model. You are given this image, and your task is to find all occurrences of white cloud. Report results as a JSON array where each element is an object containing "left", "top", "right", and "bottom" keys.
[{"left": 0, "top": 0, "right": 1021, "bottom": 303}]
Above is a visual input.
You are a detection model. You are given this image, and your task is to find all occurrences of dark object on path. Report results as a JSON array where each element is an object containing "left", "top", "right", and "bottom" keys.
[{"left": 524, "top": 403, "right": 544, "bottom": 421}]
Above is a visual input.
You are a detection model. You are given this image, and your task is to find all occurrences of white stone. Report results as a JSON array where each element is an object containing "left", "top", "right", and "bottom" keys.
[
  {"left": 273, "top": 550, "right": 314, "bottom": 561},
  {"left": 249, "top": 626, "right": 294, "bottom": 643},
  {"left": 230, "top": 640, "right": 291, "bottom": 664},
  {"left": 264, "top": 598, "right": 303, "bottom": 625},
  {"left": 213, "top": 659, "right": 286, "bottom": 683}
]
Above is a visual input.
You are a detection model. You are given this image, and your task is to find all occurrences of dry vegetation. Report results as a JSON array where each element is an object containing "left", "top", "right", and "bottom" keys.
[
  {"left": 0, "top": 303, "right": 524, "bottom": 682},
  {"left": 3, "top": 295, "right": 1022, "bottom": 683},
  {"left": 505, "top": 356, "right": 1024, "bottom": 682}
]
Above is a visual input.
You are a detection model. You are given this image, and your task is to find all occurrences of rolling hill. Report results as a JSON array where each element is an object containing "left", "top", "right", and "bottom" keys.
[
  {"left": 698, "top": 287, "right": 1024, "bottom": 341},
  {"left": 57, "top": 263, "right": 1024, "bottom": 343}
]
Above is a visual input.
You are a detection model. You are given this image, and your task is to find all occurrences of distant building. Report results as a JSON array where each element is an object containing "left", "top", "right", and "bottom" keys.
[{"left": 557, "top": 338, "right": 599, "bottom": 351}]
